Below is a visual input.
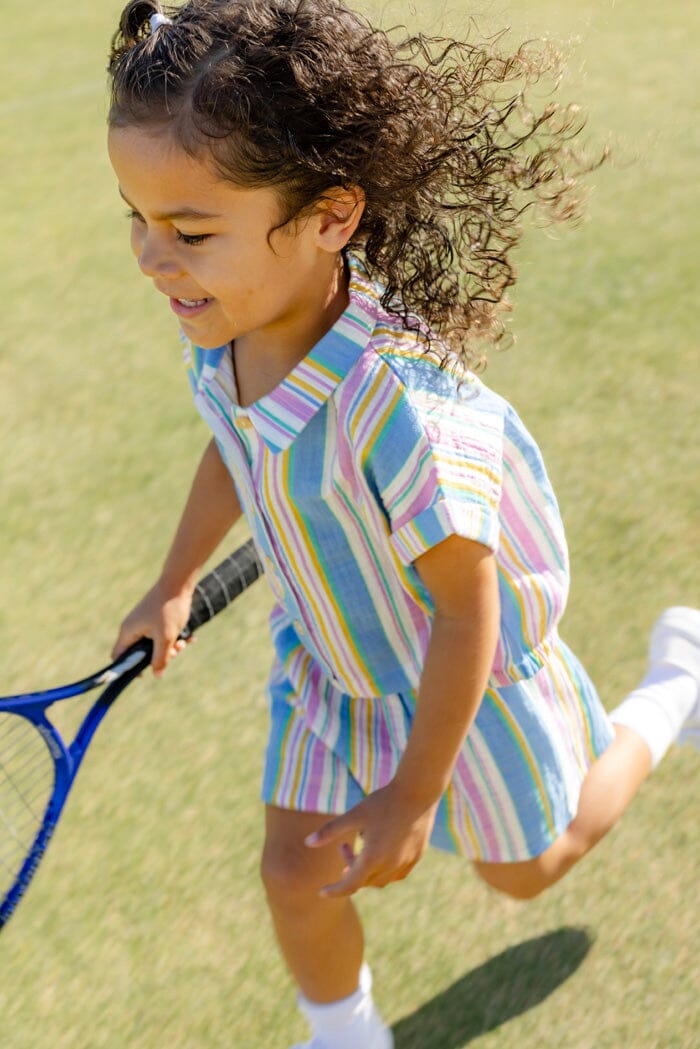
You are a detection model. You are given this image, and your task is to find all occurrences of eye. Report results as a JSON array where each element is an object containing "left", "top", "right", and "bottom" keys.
[
  {"left": 123, "top": 208, "right": 210, "bottom": 246},
  {"left": 176, "top": 230, "right": 211, "bottom": 246}
]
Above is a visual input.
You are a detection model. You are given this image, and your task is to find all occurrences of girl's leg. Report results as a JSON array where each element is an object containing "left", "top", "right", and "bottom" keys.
[
  {"left": 474, "top": 724, "right": 651, "bottom": 899},
  {"left": 262, "top": 805, "right": 393, "bottom": 1048},
  {"left": 261, "top": 805, "right": 364, "bottom": 1003},
  {"left": 475, "top": 607, "right": 700, "bottom": 900}
]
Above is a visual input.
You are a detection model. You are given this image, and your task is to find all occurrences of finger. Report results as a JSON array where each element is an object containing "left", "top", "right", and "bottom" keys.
[
  {"left": 305, "top": 814, "right": 361, "bottom": 849},
  {"left": 341, "top": 842, "right": 356, "bottom": 868},
  {"left": 151, "top": 634, "right": 174, "bottom": 677},
  {"left": 353, "top": 857, "right": 417, "bottom": 892},
  {"left": 167, "top": 637, "right": 191, "bottom": 662},
  {"left": 111, "top": 627, "right": 140, "bottom": 661},
  {"left": 319, "top": 839, "right": 392, "bottom": 897},
  {"left": 320, "top": 853, "right": 376, "bottom": 898}
]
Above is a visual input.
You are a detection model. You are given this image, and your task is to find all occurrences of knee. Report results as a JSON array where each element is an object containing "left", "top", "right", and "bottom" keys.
[
  {"left": 260, "top": 835, "right": 324, "bottom": 911},
  {"left": 473, "top": 831, "right": 588, "bottom": 901},
  {"left": 473, "top": 861, "right": 549, "bottom": 901}
]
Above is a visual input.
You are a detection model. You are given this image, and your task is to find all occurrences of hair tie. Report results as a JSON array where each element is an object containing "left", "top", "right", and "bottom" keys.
[{"left": 150, "top": 12, "right": 173, "bottom": 33}]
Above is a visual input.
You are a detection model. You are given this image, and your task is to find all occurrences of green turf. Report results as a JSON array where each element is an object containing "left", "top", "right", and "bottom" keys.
[{"left": 1, "top": 1, "right": 698, "bottom": 1046}]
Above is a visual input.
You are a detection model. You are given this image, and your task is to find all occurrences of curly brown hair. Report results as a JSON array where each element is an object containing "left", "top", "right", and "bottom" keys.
[{"left": 108, "top": 0, "right": 599, "bottom": 368}]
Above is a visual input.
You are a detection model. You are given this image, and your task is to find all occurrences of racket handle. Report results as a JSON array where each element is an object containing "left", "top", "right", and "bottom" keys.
[{"left": 185, "top": 538, "right": 264, "bottom": 635}]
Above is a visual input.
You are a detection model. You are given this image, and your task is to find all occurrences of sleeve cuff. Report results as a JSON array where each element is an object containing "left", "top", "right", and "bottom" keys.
[{"left": 390, "top": 498, "right": 500, "bottom": 564}]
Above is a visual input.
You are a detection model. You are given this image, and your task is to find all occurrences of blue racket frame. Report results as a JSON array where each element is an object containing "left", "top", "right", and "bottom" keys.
[
  {"left": 0, "top": 643, "right": 151, "bottom": 927},
  {"left": 0, "top": 539, "right": 263, "bottom": 929}
]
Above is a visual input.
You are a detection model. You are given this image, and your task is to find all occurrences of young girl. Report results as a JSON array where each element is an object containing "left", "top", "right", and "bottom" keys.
[{"left": 107, "top": 2, "right": 699, "bottom": 1046}]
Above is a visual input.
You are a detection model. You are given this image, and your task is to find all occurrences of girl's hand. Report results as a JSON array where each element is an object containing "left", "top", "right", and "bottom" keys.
[
  {"left": 305, "top": 782, "right": 439, "bottom": 897},
  {"left": 111, "top": 580, "right": 195, "bottom": 677}
]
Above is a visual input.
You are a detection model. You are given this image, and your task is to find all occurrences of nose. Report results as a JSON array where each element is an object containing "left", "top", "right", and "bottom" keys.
[{"left": 133, "top": 229, "right": 183, "bottom": 279}]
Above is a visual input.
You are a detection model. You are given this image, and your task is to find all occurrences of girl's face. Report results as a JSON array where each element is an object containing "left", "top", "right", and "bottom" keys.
[{"left": 108, "top": 126, "right": 338, "bottom": 353}]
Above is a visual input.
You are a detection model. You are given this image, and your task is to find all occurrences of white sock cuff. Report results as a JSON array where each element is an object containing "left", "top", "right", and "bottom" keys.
[
  {"left": 610, "top": 690, "right": 677, "bottom": 768},
  {"left": 298, "top": 963, "right": 373, "bottom": 1028},
  {"left": 650, "top": 607, "right": 700, "bottom": 679}
]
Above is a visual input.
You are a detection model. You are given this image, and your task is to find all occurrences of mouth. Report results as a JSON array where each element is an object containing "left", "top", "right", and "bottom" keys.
[{"left": 169, "top": 295, "right": 213, "bottom": 319}]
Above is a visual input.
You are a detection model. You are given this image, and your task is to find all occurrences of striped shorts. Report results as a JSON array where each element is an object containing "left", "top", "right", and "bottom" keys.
[{"left": 261, "top": 630, "right": 614, "bottom": 863}]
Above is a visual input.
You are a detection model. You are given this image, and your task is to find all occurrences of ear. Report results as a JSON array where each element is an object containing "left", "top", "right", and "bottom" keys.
[{"left": 315, "top": 187, "right": 365, "bottom": 251}]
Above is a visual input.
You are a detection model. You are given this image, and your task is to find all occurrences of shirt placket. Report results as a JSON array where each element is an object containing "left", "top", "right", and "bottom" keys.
[{"left": 234, "top": 412, "right": 320, "bottom": 657}]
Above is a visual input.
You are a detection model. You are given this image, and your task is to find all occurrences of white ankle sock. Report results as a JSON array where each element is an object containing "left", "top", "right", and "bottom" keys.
[
  {"left": 610, "top": 663, "right": 698, "bottom": 768},
  {"left": 297, "top": 964, "right": 388, "bottom": 1049}
]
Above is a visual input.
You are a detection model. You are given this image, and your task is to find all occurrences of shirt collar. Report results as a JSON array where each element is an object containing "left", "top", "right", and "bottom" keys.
[{"left": 191, "top": 255, "right": 380, "bottom": 453}]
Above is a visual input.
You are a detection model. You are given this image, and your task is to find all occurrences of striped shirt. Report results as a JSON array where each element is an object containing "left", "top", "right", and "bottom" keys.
[
  {"left": 186, "top": 257, "right": 570, "bottom": 690},
  {"left": 183, "top": 255, "right": 612, "bottom": 861}
]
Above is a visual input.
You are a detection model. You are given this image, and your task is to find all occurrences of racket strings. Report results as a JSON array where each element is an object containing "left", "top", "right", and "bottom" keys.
[
  {"left": 1, "top": 718, "right": 48, "bottom": 783},
  {"left": 0, "top": 714, "right": 55, "bottom": 894}
]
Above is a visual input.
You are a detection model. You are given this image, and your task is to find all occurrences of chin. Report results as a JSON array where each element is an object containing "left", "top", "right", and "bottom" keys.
[{"left": 179, "top": 323, "right": 234, "bottom": 350}]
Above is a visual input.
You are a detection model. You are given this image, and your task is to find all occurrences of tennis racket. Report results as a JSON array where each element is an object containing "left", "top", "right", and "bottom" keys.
[{"left": 0, "top": 537, "right": 263, "bottom": 930}]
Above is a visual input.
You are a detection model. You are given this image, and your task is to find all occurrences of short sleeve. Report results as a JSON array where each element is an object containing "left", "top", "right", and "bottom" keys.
[{"left": 366, "top": 359, "right": 504, "bottom": 563}]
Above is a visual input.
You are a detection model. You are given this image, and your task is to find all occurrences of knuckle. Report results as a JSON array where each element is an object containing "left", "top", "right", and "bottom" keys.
[{"left": 370, "top": 876, "right": 391, "bottom": 889}]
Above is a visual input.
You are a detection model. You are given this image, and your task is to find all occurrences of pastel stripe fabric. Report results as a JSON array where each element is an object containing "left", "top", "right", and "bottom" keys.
[{"left": 185, "top": 256, "right": 613, "bottom": 862}]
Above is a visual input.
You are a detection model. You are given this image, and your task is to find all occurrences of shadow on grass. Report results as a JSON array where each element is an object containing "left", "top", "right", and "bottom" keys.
[{"left": 392, "top": 926, "right": 593, "bottom": 1049}]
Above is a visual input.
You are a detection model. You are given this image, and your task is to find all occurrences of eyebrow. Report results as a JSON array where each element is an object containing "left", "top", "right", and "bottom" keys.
[{"left": 118, "top": 188, "right": 222, "bottom": 222}]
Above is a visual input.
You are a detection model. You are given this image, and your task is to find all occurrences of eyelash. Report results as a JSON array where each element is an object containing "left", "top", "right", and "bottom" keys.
[
  {"left": 125, "top": 210, "right": 210, "bottom": 247},
  {"left": 176, "top": 231, "right": 210, "bottom": 246}
]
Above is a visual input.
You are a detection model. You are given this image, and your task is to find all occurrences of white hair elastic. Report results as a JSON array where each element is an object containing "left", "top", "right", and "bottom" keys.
[{"left": 149, "top": 12, "right": 173, "bottom": 33}]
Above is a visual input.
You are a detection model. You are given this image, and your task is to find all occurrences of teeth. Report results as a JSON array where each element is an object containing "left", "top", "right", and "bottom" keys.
[{"left": 178, "top": 297, "right": 208, "bottom": 307}]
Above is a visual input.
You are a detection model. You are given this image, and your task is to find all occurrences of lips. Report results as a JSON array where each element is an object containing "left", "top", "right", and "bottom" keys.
[{"left": 169, "top": 295, "right": 213, "bottom": 318}]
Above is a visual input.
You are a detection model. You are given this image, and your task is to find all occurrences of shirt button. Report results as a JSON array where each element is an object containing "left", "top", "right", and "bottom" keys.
[{"left": 294, "top": 620, "right": 306, "bottom": 636}]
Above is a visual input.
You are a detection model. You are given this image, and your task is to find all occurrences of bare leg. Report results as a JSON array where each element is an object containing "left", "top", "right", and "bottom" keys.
[
  {"left": 261, "top": 804, "right": 364, "bottom": 1003},
  {"left": 474, "top": 725, "right": 652, "bottom": 899}
]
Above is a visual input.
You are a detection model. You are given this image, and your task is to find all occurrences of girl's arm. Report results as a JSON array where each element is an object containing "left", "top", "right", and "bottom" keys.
[
  {"left": 112, "top": 437, "right": 242, "bottom": 673},
  {"left": 307, "top": 534, "right": 500, "bottom": 895}
]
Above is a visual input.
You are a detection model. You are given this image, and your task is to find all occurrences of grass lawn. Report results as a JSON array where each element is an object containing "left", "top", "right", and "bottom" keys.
[{"left": 0, "top": 1, "right": 698, "bottom": 1046}]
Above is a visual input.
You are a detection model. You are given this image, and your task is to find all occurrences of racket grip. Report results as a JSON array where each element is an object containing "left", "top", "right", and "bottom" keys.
[{"left": 185, "top": 538, "right": 264, "bottom": 635}]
